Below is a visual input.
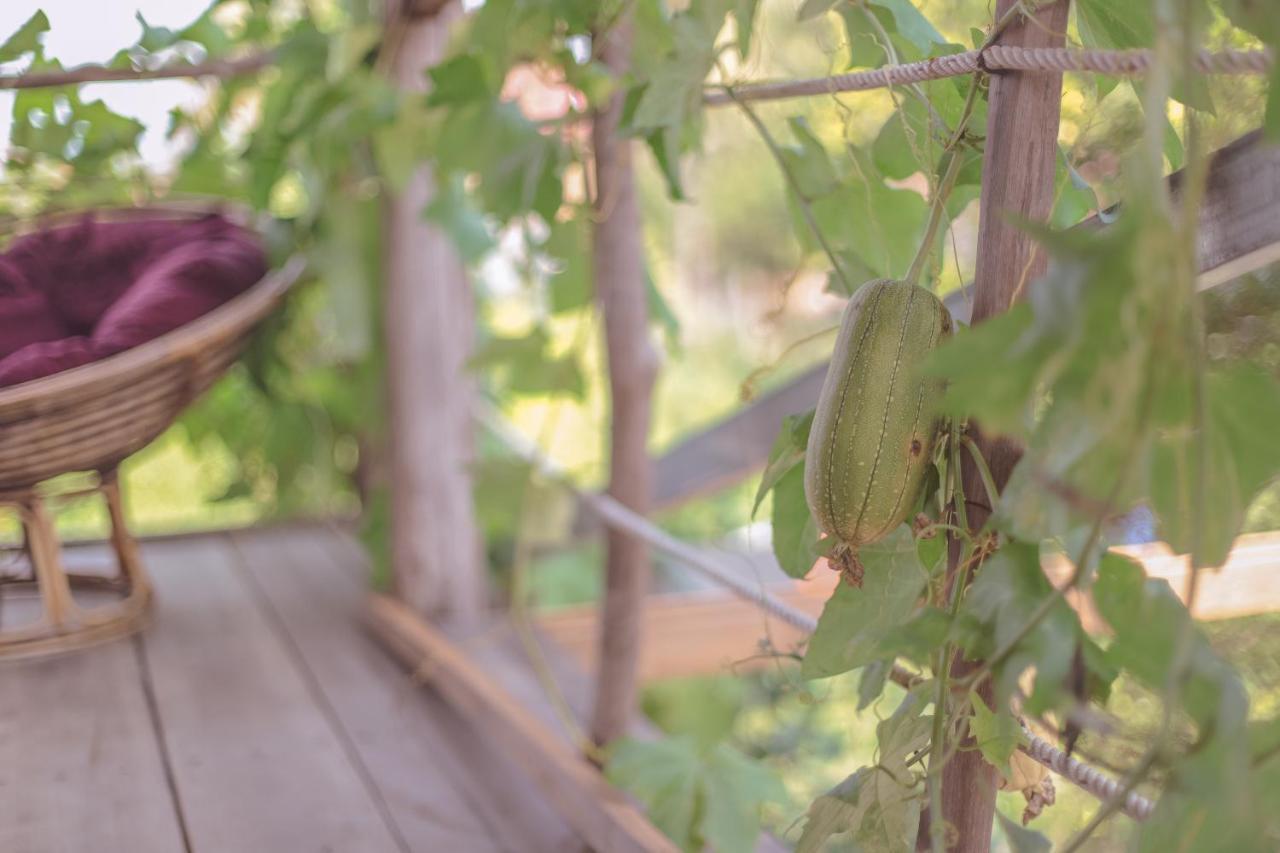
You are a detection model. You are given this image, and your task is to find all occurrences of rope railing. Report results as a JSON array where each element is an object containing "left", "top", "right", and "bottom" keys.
[
  {"left": 703, "top": 45, "right": 1273, "bottom": 106},
  {"left": 0, "top": 43, "right": 1267, "bottom": 104},
  {"left": 479, "top": 410, "right": 1157, "bottom": 822}
]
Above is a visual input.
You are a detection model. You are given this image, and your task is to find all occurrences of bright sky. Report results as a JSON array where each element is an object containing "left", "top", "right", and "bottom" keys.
[{"left": 0, "top": 1, "right": 213, "bottom": 168}]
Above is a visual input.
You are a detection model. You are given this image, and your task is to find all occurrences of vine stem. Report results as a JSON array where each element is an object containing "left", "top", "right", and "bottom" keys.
[
  {"left": 960, "top": 435, "right": 1002, "bottom": 519},
  {"left": 926, "top": 423, "right": 979, "bottom": 853},
  {"left": 906, "top": 150, "right": 965, "bottom": 286}
]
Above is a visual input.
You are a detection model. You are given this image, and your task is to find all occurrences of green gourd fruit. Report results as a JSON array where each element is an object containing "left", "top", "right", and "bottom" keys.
[{"left": 804, "top": 278, "right": 952, "bottom": 584}]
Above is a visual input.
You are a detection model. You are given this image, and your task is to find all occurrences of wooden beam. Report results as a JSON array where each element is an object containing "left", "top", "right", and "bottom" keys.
[
  {"left": 366, "top": 595, "right": 678, "bottom": 853},
  {"left": 382, "top": 1, "right": 487, "bottom": 621}
]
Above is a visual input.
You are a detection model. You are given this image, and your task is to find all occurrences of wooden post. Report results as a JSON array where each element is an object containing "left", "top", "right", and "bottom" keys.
[
  {"left": 382, "top": 0, "right": 487, "bottom": 622},
  {"left": 937, "top": 2, "right": 1071, "bottom": 850},
  {"left": 589, "top": 11, "right": 660, "bottom": 747}
]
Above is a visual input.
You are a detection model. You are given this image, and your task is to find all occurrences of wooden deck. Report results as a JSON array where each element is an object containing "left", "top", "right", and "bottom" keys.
[{"left": 0, "top": 525, "right": 585, "bottom": 853}]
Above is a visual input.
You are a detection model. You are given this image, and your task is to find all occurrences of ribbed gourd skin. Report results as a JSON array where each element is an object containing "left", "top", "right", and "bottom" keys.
[{"left": 804, "top": 279, "right": 952, "bottom": 549}]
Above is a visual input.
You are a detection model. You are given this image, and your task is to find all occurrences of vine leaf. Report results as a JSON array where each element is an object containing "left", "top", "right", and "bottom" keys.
[
  {"left": 753, "top": 411, "right": 814, "bottom": 516},
  {"left": 865, "top": 694, "right": 929, "bottom": 849},
  {"left": 424, "top": 175, "right": 494, "bottom": 265},
  {"left": 961, "top": 541, "right": 1079, "bottom": 712},
  {"left": 733, "top": 0, "right": 761, "bottom": 58},
  {"left": 802, "top": 527, "right": 929, "bottom": 679},
  {"left": 809, "top": 148, "right": 928, "bottom": 281},
  {"left": 770, "top": 465, "right": 824, "bottom": 578},
  {"left": 607, "top": 736, "right": 784, "bottom": 853},
  {"left": 1149, "top": 363, "right": 1280, "bottom": 568},
  {"left": 1093, "top": 553, "right": 1248, "bottom": 731},
  {"left": 541, "top": 218, "right": 592, "bottom": 314},
  {"left": 795, "top": 768, "right": 872, "bottom": 853},
  {"left": 434, "top": 101, "right": 563, "bottom": 222},
  {"left": 996, "top": 812, "right": 1051, "bottom": 853},
  {"left": 795, "top": 695, "right": 928, "bottom": 853},
  {"left": 0, "top": 10, "right": 48, "bottom": 62},
  {"left": 468, "top": 328, "right": 585, "bottom": 399},
  {"left": 857, "top": 660, "right": 892, "bottom": 709},
  {"left": 969, "top": 694, "right": 1023, "bottom": 779},
  {"left": 780, "top": 117, "right": 841, "bottom": 198}
]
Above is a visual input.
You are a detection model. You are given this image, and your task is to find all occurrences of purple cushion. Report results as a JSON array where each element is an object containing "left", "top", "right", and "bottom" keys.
[
  {"left": 0, "top": 257, "right": 72, "bottom": 361},
  {"left": 0, "top": 214, "right": 267, "bottom": 388},
  {"left": 0, "top": 337, "right": 96, "bottom": 387},
  {"left": 6, "top": 215, "right": 246, "bottom": 334},
  {"left": 93, "top": 234, "right": 266, "bottom": 356}
]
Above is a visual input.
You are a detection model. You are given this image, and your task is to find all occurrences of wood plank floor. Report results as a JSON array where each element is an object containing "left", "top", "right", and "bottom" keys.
[{"left": 0, "top": 525, "right": 582, "bottom": 853}]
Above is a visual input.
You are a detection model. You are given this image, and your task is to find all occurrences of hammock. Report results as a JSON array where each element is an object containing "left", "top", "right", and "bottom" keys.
[{"left": 0, "top": 206, "right": 305, "bottom": 659}]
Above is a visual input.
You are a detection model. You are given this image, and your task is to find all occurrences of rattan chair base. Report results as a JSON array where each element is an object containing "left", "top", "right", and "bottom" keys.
[{"left": 0, "top": 472, "right": 152, "bottom": 662}]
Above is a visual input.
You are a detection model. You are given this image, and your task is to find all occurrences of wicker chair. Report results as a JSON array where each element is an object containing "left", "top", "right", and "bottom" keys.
[{"left": 0, "top": 208, "right": 304, "bottom": 659}]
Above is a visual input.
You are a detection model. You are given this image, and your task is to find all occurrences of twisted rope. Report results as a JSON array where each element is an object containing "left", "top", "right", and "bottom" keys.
[{"left": 704, "top": 46, "right": 1274, "bottom": 106}]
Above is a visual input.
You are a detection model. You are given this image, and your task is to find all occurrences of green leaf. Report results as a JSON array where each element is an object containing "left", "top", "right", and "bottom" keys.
[
  {"left": 809, "top": 150, "right": 928, "bottom": 280},
  {"left": 701, "top": 745, "right": 786, "bottom": 853},
  {"left": 542, "top": 218, "right": 592, "bottom": 313},
  {"left": 961, "top": 541, "right": 1080, "bottom": 710},
  {"left": 733, "top": 0, "right": 760, "bottom": 58},
  {"left": 753, "top": 411, "right": 814, "bottom": 516},
  {"left": 1094, "top": 553, "right": 1248, "bottom": 731},
  {"left": 873, "top": 0, "right": 947, "bottom": 56},
  {"left": 802, "top": 527, "right": 929, "bottom": 678},
  {"left": 607, "top": 737, "right": 700, "bottom": 847},
  {"left": 872, "top": 96, "right": 931, "bottom": 181},
  {"left": 1150, "top": 363, "right": 1280, "bottom": 568},
  {"left": 469, "top": 329, "right": 585, "bottom": 399},
  {"left": 1076, "top": 0, "right": 1154, "bottom": 49},
  {"left": 373, "top": 100, "right": 433, "bottom": 193},
  {"left": 781, "top": 117, "right": 841, "bottom": 198},
  {"left": 313, "top": 201, "right": 376, "bottom": 361},
  {"left": 797, "top": 0, "right": 839, "bottom": 21},
  {"left": 860, "top": 694, "right": 929, "bottom": 851},
  {"left": 825, "top": 251, "right": 878, "bottom": 298},
  {"left": 427, "top": 54, "right": 498, "bottom": 107},
  {"left": 607, "top": 736, "right": 783, "bottom": 853},
  {"left": 135, "top": 13, "right": 180, "bottom": 52},
  {"left": 770, "top": 466, "right": 823, "bottom": 578},
  {"left": 796, "top": 698, "right": 926, "bottom": 852},
  {"left": 996, "top": 812, "right": 1052, "bottom": 853},
  {"left": 796, "top": 768, "right": 873, "bottom": 853},
  {"left": 840, "top": 7, "right": 891, "bottom": 69},
  {"left": 424, "top": 174, "right": 494, "bottom": 265},
  {"left": 0, "top": 11, "right": 48, "bottom": 62},
  {"left": 857, "top": 660, "right": 892, "bottom": 710},
  {"left": 1051, "top": 146, "right": 1102, "bottom": 229},
  {"left": 645, "top": 264, "right": 682, "bottom": 349},
  {"left": 628, "top": 1, "right": 723, "bottom": 135},
  {"left": 435, "top": 101, "right": 564, "bottom": 222},
  {"left": 969, "top": 694, "right": 1023, "bottom": 778}
]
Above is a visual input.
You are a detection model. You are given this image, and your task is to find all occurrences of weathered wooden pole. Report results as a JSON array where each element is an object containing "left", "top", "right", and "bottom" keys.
[
  {"left": 939, "top": 1, "right": 1071, "bottom": 850},
  {"left": 588, "top": 11, "right": 660, "bottom": 747},
  {"left": 381, "top": 0, "right": 487, "bottom": 623}
]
